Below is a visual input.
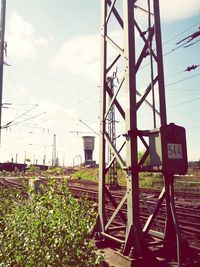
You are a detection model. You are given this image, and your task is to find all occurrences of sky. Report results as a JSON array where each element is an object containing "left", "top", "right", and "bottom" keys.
[{"left": 0, "top": 0, "right": 200, "bottom": 166}]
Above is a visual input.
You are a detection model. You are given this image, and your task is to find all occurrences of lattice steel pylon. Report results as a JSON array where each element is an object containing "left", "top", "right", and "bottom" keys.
[{"left": 94, "top": 1, "right": 193, "bottom": 266}]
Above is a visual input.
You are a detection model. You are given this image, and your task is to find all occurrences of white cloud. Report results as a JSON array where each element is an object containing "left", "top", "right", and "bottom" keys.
[
  {"left": 0, "top": 101, "right": 80, "bottom": 165},
  {"left": 50, "top": 34, "right": 100, "bottom": 81},
  {"left": 50, "top": 30, "right": 124, "bottom": 82},
  {"left": 47, "top": 32, "right": 54, "bottom": 41},
  {"left": 6, "top": 10, "right": 48, "bottom": 59},
  {"left": 39, "top": 102, "right": 77, "bottom": 129},
  {"left": 160, "top": 0, "right": 200, "bottom": 22},
  {"left": 137, "top": 0, "right": 200, "bottom": 22}
]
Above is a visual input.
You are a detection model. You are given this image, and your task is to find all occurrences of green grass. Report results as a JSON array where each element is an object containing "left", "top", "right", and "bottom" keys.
[
  {"left": 71, "top": 168, "right": 98, "bottom": 181},
  {"left": 174, "top": 180, "right": 200, "bottom": 193},
  {"left": 72, "top": 167, "right": 200, "bottom": 193}
]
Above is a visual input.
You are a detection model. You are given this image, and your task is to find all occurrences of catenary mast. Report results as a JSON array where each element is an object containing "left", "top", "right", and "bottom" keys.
[{"left": 94, "top": 1, "right": 189, "bottom": 266}]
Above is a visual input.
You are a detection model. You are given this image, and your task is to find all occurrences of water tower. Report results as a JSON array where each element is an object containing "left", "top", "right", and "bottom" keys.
[{"left": 82, "top": 136, "right": 95, "bottom": 165}]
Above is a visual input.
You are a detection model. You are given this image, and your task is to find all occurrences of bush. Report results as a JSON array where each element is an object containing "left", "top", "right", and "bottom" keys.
[{"left": 0, "top": 181, "right": 101, "bottom": 267}]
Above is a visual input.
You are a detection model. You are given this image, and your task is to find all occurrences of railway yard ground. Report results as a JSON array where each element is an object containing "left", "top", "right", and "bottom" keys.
[{"left": 0, "top": 166, "right": 200, "bottom": 266}]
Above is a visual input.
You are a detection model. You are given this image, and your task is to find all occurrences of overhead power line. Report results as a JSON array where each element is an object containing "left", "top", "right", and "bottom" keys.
[
  {"left": 166, "top": 64, "right": 200, "bottom": 79},
  {"left": 184, "top": 64, "right": 200, "bottom": 72},
  {"left": 79, "top": 119, "right": 99, "bottom": 136},
  {"left": 166, "top": 73, "right": 200, "bottom": 88},
  {"left": 163, "top": 42, "right": 186, "bottom": 56},
  {"left": 164, "top": 27, "right": 200, "bottom": 56},
  {"left": 2, "top": 112, "right": 46, "bottom": 129},
  {"left": 163, "top": 20, "right": 200, "bottom": 45},
  {"left": 140, "top": 22, "right": 200, "bottom": 70},
  {"left": 69, "top": 130, "right": 94, "bottom": 135},
  {"left": 11, "top": 65, "right": 97, "bottom": 87},
  {"left": 2, "top": 104, "right": 38, "bottom": 129},
  {"left": 176, "top": 27, "right": 200, "bottom": 46},
  {"left": 168, "top": 97, "right": 200, "bottom": 109},
  {"left": 67, "top": 91, "right": 99, "bottom": 110}
]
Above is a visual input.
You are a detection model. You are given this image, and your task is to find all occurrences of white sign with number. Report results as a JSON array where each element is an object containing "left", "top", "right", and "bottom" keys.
[{"left": 167, "top": 143, "right": 183, "bottom": 159}]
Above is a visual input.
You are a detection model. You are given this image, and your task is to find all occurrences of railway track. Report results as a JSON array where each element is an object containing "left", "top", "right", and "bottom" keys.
[
  {"left": 1, "top": 176, "right": 200, "bottom": 252},
  {"left": 67, "top": 180, "right": 200, "bottom": 251}
]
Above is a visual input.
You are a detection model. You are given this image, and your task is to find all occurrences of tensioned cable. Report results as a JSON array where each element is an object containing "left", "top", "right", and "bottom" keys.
[
  {"left": 11, "top": 65, "right": 97, "bottom": 87},
  {"left": 2, "top": 112, "right": 46, "bottom": 129},
  {"left": 2, "top": 105, "right": 38, "bottom": 129},
  {"left": 139, "top": 22, "right": 200, "bottom": 71},
  {"left": 166, "top": 73, "right": 200, "bottom": 88},
  {"left": 163, "top": 20, "right": 200, "bottom": 46},
  {"left": 6, "top": 68, "right": 32, "bottom": 103},
  {"left": 139, "top": 65, "right": 200, "bottom": 91},
  {"left": 168, "top": 97, "right": 200, "bottom": 108},
  {"left": 67, "top": 91, "right": 99, "bottom": 110}
]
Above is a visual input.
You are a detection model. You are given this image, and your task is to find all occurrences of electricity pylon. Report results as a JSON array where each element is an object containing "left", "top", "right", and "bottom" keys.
[{"left": 95, "top": 1, "right": 190, "bottom": 266}]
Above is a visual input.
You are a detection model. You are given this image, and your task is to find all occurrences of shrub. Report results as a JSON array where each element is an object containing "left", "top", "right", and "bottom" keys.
[{"left": 0, "top": 181, "right": 101, "bottom": 267}]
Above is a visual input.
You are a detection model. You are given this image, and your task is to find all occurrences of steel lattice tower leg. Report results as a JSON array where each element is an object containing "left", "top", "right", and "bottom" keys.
[{"left": 94, "top": 1, "right": 186, "bottom": 266}]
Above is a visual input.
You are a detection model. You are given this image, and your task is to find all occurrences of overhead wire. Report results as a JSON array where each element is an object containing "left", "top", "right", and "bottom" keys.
[
  {"left": 166, "top": 73, "right": 200, "bottom": 88},
  {"left": 78, "top": 119, "right": 99, "bottom": 136},
  {"left": 167, "top": 90, "right": 200, "bottom": 101},
  {"left": 2, "top": 103, "right": 38, "bottom": 112},
  {"left": 162, "top": 20, "right": 200, "bottom": 46},
  {"left": 2, "top": 104, "right": 38, "bottom": 129},
  {"left": 2, "top": 112, "right": 46, "bottom": 129},
  {"left": 136, "top": 20, "right": 200, "bottom": 122},
  {"left": 6, "top": 68, "right": 33, "bottom": 103},
  {"left": 67, "top": 90, "right": 99, "bottom": 110},
  {"left": 11, "top": 65, "right": 97, "bottom": 88},
  {"left": 7, "top": 23, "right": 199, "bottom": 133},
  {"left": 5, "top": 65, "right": 100, "bottom": 134},
  {"left": 139, "top": 21, "right": 200, "bottom": 70},
  {"left": 6, "top": 63, "right": 100, "bottom": 118},
  {"left": 4, "top": 18, "right": 200, "bottom": 148},
  {"left": 5, "top": 103, "right": 37, "bottom": 106},
  {"left": 163, "top": 42, "right": 187, "bottom": 57},
  {"left": 168, "top": 97, "right": 200, "bottom": 109},
  {"left": 11, "top": 68, "right": 100, "bottom": 111},
  {"left": 166, "top": 64, "right": 200, "bottom": 79}
]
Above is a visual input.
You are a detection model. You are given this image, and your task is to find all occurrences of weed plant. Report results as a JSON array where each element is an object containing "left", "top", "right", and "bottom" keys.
[{"left": 0, "top": 180, "right": 102, "bottom": 267}]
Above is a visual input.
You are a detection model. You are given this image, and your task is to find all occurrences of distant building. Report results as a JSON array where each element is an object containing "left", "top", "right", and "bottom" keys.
[{"left": 82, "top": 136, "right": 96, "bottom": 166}]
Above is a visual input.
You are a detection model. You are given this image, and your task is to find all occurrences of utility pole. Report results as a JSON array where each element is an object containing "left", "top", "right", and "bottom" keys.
[
  {"left": 52, "top": 134, "right": 56, "bottom": 167},
  {"left": 24, "top": 151, "right": 26, "bottom": 164},
  {"left": 94, "top": 1, "right": 189, "bottom": 266},
  {"left": 43, "top": 145, "right": 46, "bottom": 165},
  {"left": 0, "top": 0, "right": 6, "bottom": 143},
  {"left": 62, "top": 155, "right": 65, "bottom": 167}
]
